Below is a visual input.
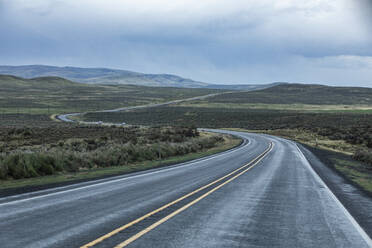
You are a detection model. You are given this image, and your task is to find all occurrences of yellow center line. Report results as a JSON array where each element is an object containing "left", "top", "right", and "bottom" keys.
[
  {"left": 115, "top": 142, "right": 274, "bottom": 248},
  {"left": 81, "top": 142, "right": 273, "bottom": 248}
]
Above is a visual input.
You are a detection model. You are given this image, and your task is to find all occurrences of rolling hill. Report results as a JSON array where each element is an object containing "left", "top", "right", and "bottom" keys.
[
  {"left": 0, "top": 65, "right": 207, "bottom": 88},
  {"left": 206, "top": 83, "right": 372, "bottom": 105},
  {"left": 0, "top": 65, "right": 277, "bottom": 90},
  {"left": 0, "top": 74, "right": 222, "bottom": 115}
]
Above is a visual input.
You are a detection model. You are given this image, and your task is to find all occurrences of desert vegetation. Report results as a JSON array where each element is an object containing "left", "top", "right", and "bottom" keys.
[
  {"left": 0, "top": 125, "right": 230, "bottom": 181},
  {"left": 139, "top": 108, "right": 367, "bottom": 166},
  {"left": 206, "top": 84, "right": 372, "bottom": 105},
  {"left": 353, "top": 150, "right": 372, "bottom": 167}
]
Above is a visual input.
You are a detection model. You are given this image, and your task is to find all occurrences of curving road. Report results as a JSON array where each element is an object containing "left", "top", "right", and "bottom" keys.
[
  {"left": 56, "top": 92, "right": 225, "bottom": 123},
  {"left": 0, "top": 130, "right": 371, "bottom": 248}
]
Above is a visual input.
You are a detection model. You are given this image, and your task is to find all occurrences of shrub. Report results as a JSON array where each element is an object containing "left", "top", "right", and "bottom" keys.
[
  {"left": 39, "top": 161, "right": 55, "bottom": 175},
  {"left": 5, "top": 154, "right": 28, "bottom": 179},
  {"left": 62, "top": 154, "right": 80, "bottom": 172},
  {"left": 366, "top": 136, "right": 372, "bottom": 148},
  {"left": 353, "top": 149, "right": 372, "bottom": 169},
  {"left": 0, "top": 158, "right": 8, "bottom": 180},
  {"left": 0, "top": 126, "right": 225, "bottom": 180}
]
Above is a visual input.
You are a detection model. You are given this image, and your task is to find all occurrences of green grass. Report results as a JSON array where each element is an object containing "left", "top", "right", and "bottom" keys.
[{"left": 0, "top": 133, "right": 241, "bottom": 190}]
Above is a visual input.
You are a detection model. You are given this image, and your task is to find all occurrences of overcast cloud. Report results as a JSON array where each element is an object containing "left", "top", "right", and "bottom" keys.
[{"left": 0, "top": 0, "right": 371, "bottom": 86}]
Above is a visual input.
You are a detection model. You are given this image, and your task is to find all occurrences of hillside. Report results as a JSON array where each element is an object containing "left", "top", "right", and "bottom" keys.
[
  {"left": 0, "top": 75, "right": 85, "bottom": 89},
  {"left": 0, "top": 75, "right": 222, "bottom": 116},
  {"left": 0, "top": 65, "right": 278, "bottom": 90},
  {"left": 0, "top": 65, "right": 207, "bottom": 88},
  {"left": 203, "top": 82, "right": 284, "bottom": 91},
  {"left": 206, "top": 84, "right": 372, "bottom": 105}
]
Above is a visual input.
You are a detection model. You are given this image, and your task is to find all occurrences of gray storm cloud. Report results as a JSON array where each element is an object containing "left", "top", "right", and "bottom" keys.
[
  {"left": 355, "top": 0, "right": 372, "bottom": 26},
  {"left": 0, "top": 0, "right": 371, "bottom": 86}
]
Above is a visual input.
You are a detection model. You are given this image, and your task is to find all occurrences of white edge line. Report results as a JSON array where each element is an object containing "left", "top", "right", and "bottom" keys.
[
  {"left": 0, "top": 133, "right": 250, "bottom": 206},
  {"left": 295, "top": 143, "right": 372, "bottom": 247},
  {"left": 0, "top": 134, "right": 247, "bottom": 201}
]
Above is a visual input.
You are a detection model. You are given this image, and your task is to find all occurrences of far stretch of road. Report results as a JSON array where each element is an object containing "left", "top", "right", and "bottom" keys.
[
  {"left": 56, "top": 92, "right": 225, "bottom": 123},
  {"left": 0, "top": 130, "right": 371, "bottom": 248}
]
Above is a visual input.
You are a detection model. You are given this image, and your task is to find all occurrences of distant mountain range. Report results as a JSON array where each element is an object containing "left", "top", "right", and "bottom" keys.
[{"left": 0, "top": 65, "right": 280, "bottom": 90}]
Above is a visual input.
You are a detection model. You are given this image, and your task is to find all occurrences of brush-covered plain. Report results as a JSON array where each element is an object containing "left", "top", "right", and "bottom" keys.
[{"left": 0, "top": 125, "right": 241, "bottom": 189}]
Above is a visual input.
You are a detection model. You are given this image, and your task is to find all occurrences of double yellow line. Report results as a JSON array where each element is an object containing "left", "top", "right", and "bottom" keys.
[{"left": 81, "top": 142, "right": 274, "bottom": 248}]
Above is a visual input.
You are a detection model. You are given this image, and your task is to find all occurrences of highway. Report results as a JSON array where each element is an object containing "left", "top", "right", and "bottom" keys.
[{"left": 0, "top": 130, "right": 371, "bottom": 248}]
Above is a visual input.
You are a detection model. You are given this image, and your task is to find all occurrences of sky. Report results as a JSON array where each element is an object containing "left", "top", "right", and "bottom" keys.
[{"left": 0, "top": 0, "right": 371, "bottom": 86}]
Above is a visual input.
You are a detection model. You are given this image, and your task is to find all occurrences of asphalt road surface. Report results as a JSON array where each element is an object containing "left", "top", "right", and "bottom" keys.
[{"left": 0, "top": 130, "right": 371, "bottom": 248}]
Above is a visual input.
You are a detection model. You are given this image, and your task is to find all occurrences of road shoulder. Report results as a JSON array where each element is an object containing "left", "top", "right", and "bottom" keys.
[{"left": 299, "top": 144, "right": 372, "bottom": 237}]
